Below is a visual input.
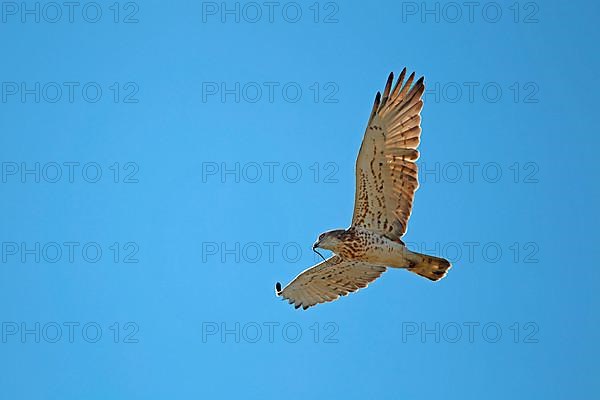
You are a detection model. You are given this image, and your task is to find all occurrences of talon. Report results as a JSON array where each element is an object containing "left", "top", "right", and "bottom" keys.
[{"left": 275, "top": 282, "right": 282, "bottom": 294}]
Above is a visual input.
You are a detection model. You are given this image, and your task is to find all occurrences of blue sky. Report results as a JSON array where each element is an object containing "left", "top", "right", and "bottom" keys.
[{"left": 0, "top": 0, "right": 599, "bottom": 398}]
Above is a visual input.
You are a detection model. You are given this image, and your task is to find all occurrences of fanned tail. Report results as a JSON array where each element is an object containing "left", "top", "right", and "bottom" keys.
[{"left": 407, "top": 252, "right": 451, "bottom": 281}]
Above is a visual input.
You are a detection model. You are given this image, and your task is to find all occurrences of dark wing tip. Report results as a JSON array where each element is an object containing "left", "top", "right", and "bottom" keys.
[
  {"left": 369, "top": 91, "right": 382, "bottom": 121},
  {"left": 386, "top": 72, "right": 394, "bottom": 86},
  {"left": 381, "top": 72, "right": 394, "bottom": 106},
  {"left": 275, "top": 282, "right": 282, "bottom": 294}
]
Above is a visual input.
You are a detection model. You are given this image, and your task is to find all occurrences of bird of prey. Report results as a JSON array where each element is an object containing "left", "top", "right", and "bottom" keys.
[{"left": 275, "top": 69, "right": 451, "bottom": 310}]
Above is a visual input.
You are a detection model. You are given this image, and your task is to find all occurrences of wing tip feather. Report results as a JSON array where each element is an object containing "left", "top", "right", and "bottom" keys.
[
  {"left": 369, "top": 91, "right": 382, "bottom": 121},
  {"left": 385, "top": 71, "right": 394, "bottom": 88},
  {"left": 384, "top": 72, "right": 394, "bottom": 93}
]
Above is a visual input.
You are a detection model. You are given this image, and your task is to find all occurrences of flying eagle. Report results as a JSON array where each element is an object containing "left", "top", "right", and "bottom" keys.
[{"left": 275, "top": 69, "right": 451, "bottom": 310}]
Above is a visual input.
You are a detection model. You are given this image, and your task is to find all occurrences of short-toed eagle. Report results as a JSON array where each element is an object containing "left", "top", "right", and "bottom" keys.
[{"left": 276, "top": 69, "right": 451, "bottom": 310}]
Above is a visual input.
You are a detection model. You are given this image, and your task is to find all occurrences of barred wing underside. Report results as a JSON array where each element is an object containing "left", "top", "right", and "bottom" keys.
[
  {"left": 352, "top": 69, "right": 425, "bottom": 239},
  {"left": 275, "top": 256, "right": 386, "bottom": 310}
]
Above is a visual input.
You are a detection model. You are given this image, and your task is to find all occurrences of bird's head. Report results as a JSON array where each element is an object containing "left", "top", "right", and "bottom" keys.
[{"left": 313, "top": 229, "right": 346, "bottom": 252}]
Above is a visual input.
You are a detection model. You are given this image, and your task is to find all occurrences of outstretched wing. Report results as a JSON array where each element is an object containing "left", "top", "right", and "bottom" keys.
[
  {"left": 352, "top": 69, "right": 425, "bottom": 239},
  {"left": 275, "top": 256, "right": 386, "bottom": 310}
]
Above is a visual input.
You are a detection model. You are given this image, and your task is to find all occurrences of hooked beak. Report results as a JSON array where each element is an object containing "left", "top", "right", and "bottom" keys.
[{"left": 312, "top": 241, "right": 326, "bottom": 262}]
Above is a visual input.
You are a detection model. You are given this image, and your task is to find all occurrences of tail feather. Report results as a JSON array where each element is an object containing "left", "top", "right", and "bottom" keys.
[{"left": 407, "top": 252, "right": 451, "bottom": 281}]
